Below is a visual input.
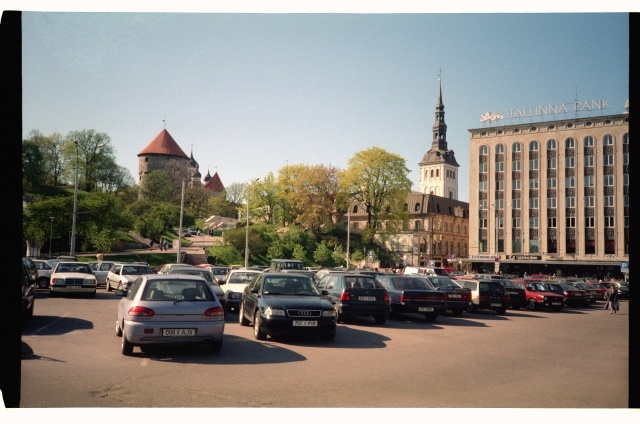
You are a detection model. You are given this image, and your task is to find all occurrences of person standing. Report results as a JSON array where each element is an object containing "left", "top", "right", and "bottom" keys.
[{"left": 604, "top": 283, "right": 619, "bottom": 314}]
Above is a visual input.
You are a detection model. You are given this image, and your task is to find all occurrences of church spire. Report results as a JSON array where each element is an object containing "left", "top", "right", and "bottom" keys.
[{"left": 432, "top": 72, "right": 447, "bottom": 151}]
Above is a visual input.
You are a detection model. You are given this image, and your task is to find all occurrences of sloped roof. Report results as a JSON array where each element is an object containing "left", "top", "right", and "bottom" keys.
[
  {"left": 204, "top": 172, "right": 225, "bottom": 192},
  {"left": 138, "top": 129, "right": 189, "bottom": 158}
]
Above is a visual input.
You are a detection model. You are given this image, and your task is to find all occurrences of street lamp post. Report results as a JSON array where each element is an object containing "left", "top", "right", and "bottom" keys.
[
  {"left": 70, "top": 141, "right": 79, "bottom": 256},
  {"left": 48, "top": 216, "right": 54, "bottom": 259},
  {"left": 245, "top": 178, "right": 259, "bottom": 268}
]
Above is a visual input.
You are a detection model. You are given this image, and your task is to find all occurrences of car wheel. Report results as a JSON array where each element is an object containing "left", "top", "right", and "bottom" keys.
[
  {"left": 496, "top": 307, "right": 507, "bottom": 315},
  {"left": 374, "top": 314, "right": 387, "bottom": 325},
  {"left": 25, "top": 301, "right": 34, "bottom": 318},
  {"left": 239, "top": 302, "right": 249, "bottom": 326},
  {"left": 207, "top": 340, "right": 223, "bottom": 354},
  {"left": 115, "top": 319, "right": 123, "bottom": 337},
  {"left": 253, "top": 311, "right": 266, "bottom": 340},
  {"left": 37, "top": 278, "right": 49, "bottom": 289},
  {"left": 527, "top": 299, "right": 537, "bottom": 310},
  {"left": 106, "top": 280, "right": 111, "bottom": 292},
  {"left": 424, "top": 313, "right": 438, "bottom": 322},
  {"left": 88, "top": 291, "right": 96, "bottom": 298},
  {"left": 451, "top": 309, "right": 464, "bottom": 316},
  {"left": 121, "top": 332, "right": 134, "bottom": 356},
  {"left": 468, "top": 303, "right": 476, "bottom": 313}
]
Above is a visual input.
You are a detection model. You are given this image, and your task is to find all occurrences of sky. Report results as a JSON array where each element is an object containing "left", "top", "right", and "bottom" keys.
[{"left": 18, "top": 3, "right": 630, "bottom": 204}]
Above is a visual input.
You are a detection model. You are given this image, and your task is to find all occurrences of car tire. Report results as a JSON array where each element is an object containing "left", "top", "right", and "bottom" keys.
[
  {"left": 527, "top": 299, "right": 537, "bottom": 310},
  {"left": 468, "top": 303, "right": 476, "bottom": 313},
  {"left": 207, "top": 340, "right": 223, "bottom": 354},
  {"left": 239, "top": 302, "right": 250, "bottom": 326},
  {"left": 374, "top": 314, "right": 387, "bottom": 325},
  {"left": 121, "top": 332, "right": 134, "bottom": 356},
  {"left": 106, "top": 280, "right": 111, "bottom": 292},
  {"left": 451, "top": 309, "right": 464, "bottom": 316},
  {"left": 424, "top": 313, "right": 438, "bottom": 322},
  {"left": 496, "top": 307, "right": 507, "bottom": 315},
  {"left": 115, "top": 319, "right": 123, "bottom": 337},
  {"left": 89, "top": 291, "right": 96, "bottom": 298},
  {"left": 37, "top": 278, "right": 49, "bottom": 289},
  {"left": 253, "top": 311, "right": 266, "bottom": 340}
]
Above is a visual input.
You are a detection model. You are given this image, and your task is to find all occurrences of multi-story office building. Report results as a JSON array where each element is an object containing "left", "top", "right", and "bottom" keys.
[{"left": 466, "top": 100, "right": 629, "bottom": 279}]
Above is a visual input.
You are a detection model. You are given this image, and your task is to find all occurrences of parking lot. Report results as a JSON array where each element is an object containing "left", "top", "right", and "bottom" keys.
[{"left": 16, "top": 287, "right": 630, "bottom": 412}]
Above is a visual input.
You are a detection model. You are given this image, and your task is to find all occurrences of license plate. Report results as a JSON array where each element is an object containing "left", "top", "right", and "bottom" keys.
[
  {"left": 359, "top": 296, "right": 376, "bottom": 301},
  {"left": 419, "top": 307, "right": 434, "bottom": 312},
  {"left": 551, "top": 302, "right": 562, "bottom": 306},
  {"left": 293, "top": 320, "right": 318, "bottom": 327},
  {"left": 68, "top": 286, "right": 82, "bottom": 289},
  {"left": 448, "top": 294, "right": 461, "bottom": 298},
  {"left": 490, "top": 303, "right": 502, "bottom": 307},
  {"left": 162, "top": 328, "right": 196, "bottom": 337}
]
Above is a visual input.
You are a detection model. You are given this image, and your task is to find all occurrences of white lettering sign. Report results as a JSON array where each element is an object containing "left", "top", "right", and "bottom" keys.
[
  {"left": 480, "top": 98, "right": 616, "bottom": 123},
  {"left": 480, "top": 112, "right": 504, "bottom": 123}
]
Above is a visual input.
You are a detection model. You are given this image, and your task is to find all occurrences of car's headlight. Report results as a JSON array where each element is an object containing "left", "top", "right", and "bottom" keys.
[
  {"left": 322, "top": 309, "right": 337, "bottom": 317},
  {"left": 85, "top": 277, "right": 96, "bottom": 285},
  {"left": 264, "top": 307, "right": 285, "bottom": 317},
  {"left": 52, "top": 278, "right": 64, "bottom": 285}
]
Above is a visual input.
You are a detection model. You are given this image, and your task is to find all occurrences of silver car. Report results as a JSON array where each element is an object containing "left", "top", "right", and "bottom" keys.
[
  {"left": 88, "top": 260, "right": 118, "bottom": 287},
  {"left": 115, "top": 274, "right": 225, "bottom": 355},
  {"left": 167, "top": 267, "right": 227, "bottom": 310}
]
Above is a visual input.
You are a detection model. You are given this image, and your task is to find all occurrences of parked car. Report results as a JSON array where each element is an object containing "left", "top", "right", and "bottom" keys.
[
  {"left": 21, "top": 260, "right": 36, "bottom": 320},
  {"left": 193, "top": 265, "right": 229, "bottom": 284},
  {"left": 32, "top": 259, "right": 55, "bottom": 289},
  {"left": 557, "top": 283, "right": 590, "bottom": 307},
  {"left": 238, "top": 272, "right": 337, "bottom": 341},
  {"left": 167, "top": 267, "right": 227, "bottom": 310},
  {"left": 88, "top": 260, "right": 118, "bottom": 288},
  {"left": 454, "top": 279, "right": 512, "bottom": 315},
  {"left": 586, "top": 282, "right": 609, "bottom": 301},
  {"left": 496, "top": 279, "right": 527, "bottom": 310},
  {"left": 115, "top": 274, "right": 225, "bottom": 355},
  {"left": 510, "top": 279, "right": 565, "bottom": 312},
  {"left": 49, "top": 261, "right": 97, "bottom": 298},
  {"left": 375, "top": 275, "right": 447, "bottom": 322},
  {"left": 562, "top": 281, "right": 597, "bottom": 304},
  {"left": 106, "top": 263, "right": 155, "bottom": 291},
  {"left": 156, "top": 263, "right": 192, "bottom": 274},
  {"left": 22, "top": 257, "right": 38, "bottom": 286},
  {"left": 420, "top": 275, "right": 473, "bottom": 316},
  {"left": 316, "top": 273, "right": 390, "bottom": 324},
  {"left": 221, "top": 268, "right": 263, "bottom": 312},
  {"left": 613, "top": 282, "right": 629, "bottom": 299}
]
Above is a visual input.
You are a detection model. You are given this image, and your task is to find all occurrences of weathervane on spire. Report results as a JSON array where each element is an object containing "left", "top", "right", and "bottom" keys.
[
  {"left": 438, "top": 69, "right": 441, "bottom": 82},
  {"left": 162, "top": 116, "right": 166, "bottom": 128}
]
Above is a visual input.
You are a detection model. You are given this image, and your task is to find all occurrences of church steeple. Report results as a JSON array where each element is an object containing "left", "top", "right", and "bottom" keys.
[{"left": 432, "top": 75, "right": 448, "bottom": 151}]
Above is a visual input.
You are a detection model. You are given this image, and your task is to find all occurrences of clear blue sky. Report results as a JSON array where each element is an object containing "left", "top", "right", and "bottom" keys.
[{"left": 20, "top": 4, "right": 630, "bottom": 202}]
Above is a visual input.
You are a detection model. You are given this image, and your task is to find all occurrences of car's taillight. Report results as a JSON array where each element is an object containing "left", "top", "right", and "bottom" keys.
[
  {"left": 128, "top": 306, "right": 154, "bottom": 317},
  {"left": 339, "top": 290, "right": 351, "bottom": 301},
  {"left": 205, "top": 306, "right": 225, "bottom": 319},
  {"left": 383, "top": 292, "right": 390, "bottom": 303}
]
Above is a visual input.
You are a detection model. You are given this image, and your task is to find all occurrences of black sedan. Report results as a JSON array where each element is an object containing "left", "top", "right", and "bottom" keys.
[
  {"left": 239, "top": 272, "right": 337, "bottom": 341},
  {"left": 376, "top": 275, "right": 448, "bottom": 322}
]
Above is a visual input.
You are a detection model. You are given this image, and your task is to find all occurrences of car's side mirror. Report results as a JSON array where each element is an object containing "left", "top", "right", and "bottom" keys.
[
  {"left": 251, "top": 287, "right": 259, "bottom": 293},
  {"left": 115, "top": 289, "right": 126, "bottom": 297},
  {"left": 321, "top": 290, "right": 330, "bottom": 296}
]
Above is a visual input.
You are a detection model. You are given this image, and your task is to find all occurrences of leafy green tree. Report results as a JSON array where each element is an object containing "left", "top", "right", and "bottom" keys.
[
  {"left": 313, "top": 240, "right": 333, "bottom": 267},
  {"left": 184, "top": 186, "right": 210, "bottom": 219},
  {"left": 138, "top": 170, "right": 174, "bottom": 202},
  {"left": 65, "top": 130, "right": 117, "bottom": 192},
  {"left": 292, "top": 244, "right": 308, "bottom": 263},
  {"left": 332, "top": 244, "right": 346, "bottom": 267},
  {"left": 127, "top": 200, "right": 182, "bottom": 243},
  {"left": 339, "top": 146, "right": 412, "bottom": 234}
]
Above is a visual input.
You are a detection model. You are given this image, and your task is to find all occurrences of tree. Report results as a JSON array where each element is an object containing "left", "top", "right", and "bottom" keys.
[
  {"left": 339, "top": 146, "right": 412, "bottom": 234},
  {"left": 65, "top": 130, "right": 116, "bottom": 192},
  {"left": 184, "top": 186, "right": 210, "bottom": 219},
  {"left": 127, "top": 200, "right": 183, "bottom": 243},
  {"left": 138, "top": 170, "right": 174, "bottom": 202}
]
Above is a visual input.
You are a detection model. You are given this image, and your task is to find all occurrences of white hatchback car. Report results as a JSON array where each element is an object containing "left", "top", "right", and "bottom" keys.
[
  {"left": 49, "top": 261, "right": 97, "bottom": 297},
  {"left": 115, "top": 274, "right": 225, "bottom": 355},
  {"left": 33, "top": 259, "right": 56, "bottom": 289},
  {"left": 88, "top": 260, "right": 118, "bottom": 287}
]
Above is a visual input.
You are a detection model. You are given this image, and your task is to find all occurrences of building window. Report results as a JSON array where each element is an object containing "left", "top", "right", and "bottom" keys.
[
  {"left": 498, "top": 217, "right": 504, "bottom": 228},
  {"left": 529, "top": 140, "right": 539, "bottom": 151},
  {"left": 479, "top": 218, "right": 487, "bottom": 228},
  {"left": 624, "top": 174, "right": 629, "bottom": 186},
  {"left": 529, "top": 178, "right": 539, "bottom": 189},
  {"left": 513, "top": 142, "right": 521, "bottom": 152},
  {"left": 496, "top": 180, "right": 504, "bottom": 191},
  {"left": 529, "top": 217, "right": 539, "bottom": 228},
  {"left": 529, "top": 159, "right": 539, "bottom": 170},
  {"left": 584, "top": 136, "right": 594, "bottom": 147},
  {"left": 585, "top": 217, "right": 595, "bottom": 228},
  {"left": 603, "top": 195, "right": 614, "bottom": 207},
  {"left": 565, "top": 157, "right": 575, "bottom": 168},
  {"left": 623, "top": 153, "right": 629, "bottom": 165},
  {"left": 415, "top": 220, "right": 421, "bottom": 230},
  {"left": 585, "top": 196, "right": 595, "bottom": 207},
  {"left": 512, "top": 198, "right": 520, "bottom": 209},
  {"left": 496, "top": 162, "right": 504, "bottom": 172},
  {"left": 603, "top": 154, "right": 614, "bottom": 166},
  {"left": 479, "top": 181, "right": 488, "bottom": 191},
  {"left": 414, "top": 203, "right": 421, "bottom": 212},
  {"left": 547, "top": 139, "right": 557, "bottom": 150},
  {"left": 480, "top": 145, "right": 488, "bottom": 155},
  {"left": 548, "top": 217, "right": 557, "bottom": 228},
  {"left": 512, "top": 161, "right": 521, "bottom": 171},
  {"left": 603, "top": 134, "right": 614, "bottom": 146},
  {"left": 496, "top": 143, "right": 504, "bottom": 154},
  {"left": 547, "top": 177, "right": 557, "bottom": 188},
  {"left": 512, "top": 179, "right": 520, "bottom": 190},
  {"left": 480, "top": 163, "right": 488, "bottom": 173},
  {"left": 565, "top": 137, "right": 575, "bottom": 149},
  {"left": 584, "top": 155, "right": 594, "bottom": 167},
  {"left": 566, "top": 217, "right": 576, "bottom": 228},
  {"left": 625, "top": 195, "right": 629, "bottom": 207},
  {"left": 604, "top": 216, "right": 614, "bottom": 228},
  {"left": 512, "top": 217, "right": 521, "bottom": 228},
  {"left": 479, "top": 199, "right": 488, "bottom": 210},
  {"left": 530, "top": 198, "right": 539, "bottom": 209},
  {"left": 547, "top": 158, "right": 556, "bottom": 169},
  {"left": 496, "top": 198, "right": 505, "bottom": 209},
  {"left": 566, "top": 197, "right": 575, "bottom": 208},
  {"left": 585, "top": 175, "right": 595, "bottom": 187},
  {"left": 604, "top": 175, "right": 614, "bottom": 186},
  {"left": 547, "top": 198, "right": 557, "bottom": 208},
  {"left": 565, "top": 176, "right": 575, "bottom": 188}
]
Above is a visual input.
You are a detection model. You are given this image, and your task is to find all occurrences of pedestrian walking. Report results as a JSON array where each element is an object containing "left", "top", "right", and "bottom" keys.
[
  {"left": 604, "top": 283, "right": 619, "bottom": 314},
  {"left": 159, "top": 237, "right": 165, "bottom": 251}
]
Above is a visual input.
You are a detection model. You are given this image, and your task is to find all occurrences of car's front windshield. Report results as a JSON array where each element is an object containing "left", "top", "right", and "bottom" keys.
[{"left": 262, "top": 276, "right": 319, "bottom": 295}]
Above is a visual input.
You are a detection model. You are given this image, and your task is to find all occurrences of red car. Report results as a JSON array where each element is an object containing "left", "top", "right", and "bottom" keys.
[{"left": 511, "top": 279, "right": 565, "bottom": 312}]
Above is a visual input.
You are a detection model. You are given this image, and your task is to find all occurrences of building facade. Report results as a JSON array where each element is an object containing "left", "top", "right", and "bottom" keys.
[{"left": 466, "top": 105, "right": 629, "bottom": 278}]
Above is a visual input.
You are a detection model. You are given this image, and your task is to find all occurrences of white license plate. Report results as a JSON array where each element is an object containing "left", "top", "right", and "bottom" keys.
[
  {"left": 448, "top": 294, "right": 461, "bottom": 298},
  {"left": 551, "top": 302, "right": 562, "bottom": 306},
  {"left": 162, "top": 328, "right": 196, "bottom": 337},
  {"left": 293, "top": 320, "right": 318, "bottom": 327},
  {"left": 68, "top": 286, "right": 82, "bottom": 289},
  {"left": 419, "top": 307, "right": 434, "bottom": 312},
  {"left": 359, "top": 296, "right": 376, "bottom": 301},
  {"left": 490, "top": 303, "right": 502, "bottom": 307}
]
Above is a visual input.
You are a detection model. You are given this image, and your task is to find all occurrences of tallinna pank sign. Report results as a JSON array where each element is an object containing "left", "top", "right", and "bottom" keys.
[{"left": 480, "top": 98, "right": 628, "bottom": 124}]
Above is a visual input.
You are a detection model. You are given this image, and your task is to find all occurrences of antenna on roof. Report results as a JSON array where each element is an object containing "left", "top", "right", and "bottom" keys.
[
  {"left": 438, "top": 69, "right": 441, "bottom": 82},
  {"left": 163, "top": 116, "right": 166, "bottom": 128}
]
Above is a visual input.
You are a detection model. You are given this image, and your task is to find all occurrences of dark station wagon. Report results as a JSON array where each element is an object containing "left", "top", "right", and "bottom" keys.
[{"left": 376, "top": 275, "right": 448, "bottom": 322}]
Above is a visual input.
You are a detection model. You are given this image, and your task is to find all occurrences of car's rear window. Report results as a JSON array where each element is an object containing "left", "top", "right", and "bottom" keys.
[
  {"left": 344, "top": 276, "right": 381, "bottom": 289},
  {"left": 143, "top": 279, "right": 213, "bottom": 301}
]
